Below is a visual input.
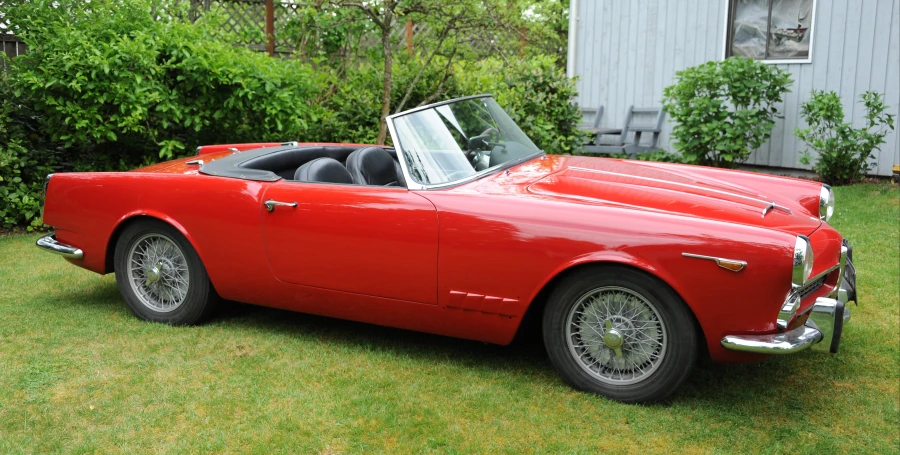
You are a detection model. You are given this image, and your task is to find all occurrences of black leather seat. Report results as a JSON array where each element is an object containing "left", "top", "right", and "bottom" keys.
[
  {"left": 293, "top": 157, "right": 353, "bottom": 184},
  {"left": 346, "top": 146, "right": 401, "bottom": 186}
]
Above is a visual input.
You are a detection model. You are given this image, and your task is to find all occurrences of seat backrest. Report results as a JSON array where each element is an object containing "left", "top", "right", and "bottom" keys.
[
  {"left": 240, "top": 145, "right": 359, "bottom": 179},
  {"left": 346, "top": 146, "right": 400, "bottom": 186},
  {"left": 580, "top": 106, "right": 604, "bottom": 129},
  {"left": 627, "top": 107, "right": 666, "bottom": 132},
  {"left": 294, "top": 157, "right": 353, "bottom": 184}
]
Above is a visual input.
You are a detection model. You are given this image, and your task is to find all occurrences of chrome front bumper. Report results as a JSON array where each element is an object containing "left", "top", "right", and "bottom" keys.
[
  {"left": 722, "top": 299, "right": 851, "bottom": 354},
  {"left": 722, "top": 242, "right": 857, "bottom": 355},
  {"left": 35, "top": 234, "right": 83, "bottom": 259}
]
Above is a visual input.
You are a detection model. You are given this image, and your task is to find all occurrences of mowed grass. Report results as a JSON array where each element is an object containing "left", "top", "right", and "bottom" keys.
[{"left": 0, "top": 183, "right": 897, "bottom": 454}]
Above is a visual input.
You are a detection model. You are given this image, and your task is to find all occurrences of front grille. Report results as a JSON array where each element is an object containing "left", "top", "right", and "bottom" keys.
[{"left": 799, "top": 276, "right": 826, "bottom": 300}]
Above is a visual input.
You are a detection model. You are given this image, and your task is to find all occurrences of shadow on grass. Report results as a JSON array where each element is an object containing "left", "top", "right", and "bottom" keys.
[
  {"left": 211, "top": 298, "right": 801, "bottom": 408},
  {"left": 56, "top": 280, "right": 802, "bottom": 407},
  {"left": 45, "top": 280, "right": 122, "bottom": 312}
]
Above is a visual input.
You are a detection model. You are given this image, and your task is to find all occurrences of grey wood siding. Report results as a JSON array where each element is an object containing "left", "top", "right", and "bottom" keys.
[{"left": 572, "top": 0, "right": 900, "bottom": 176}]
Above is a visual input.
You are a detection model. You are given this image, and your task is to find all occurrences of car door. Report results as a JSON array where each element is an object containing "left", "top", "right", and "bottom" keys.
[{"left": 260, "top": 180, "right": 439, "bottom": 305}]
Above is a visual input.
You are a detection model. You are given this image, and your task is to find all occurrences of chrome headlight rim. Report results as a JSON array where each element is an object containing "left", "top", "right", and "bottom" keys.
[
  {"left": 819, "top": 184, "right": 835, "bottom": 222},
  {"left": 792, "top": 235, "right": 814, "bottom": 287}
]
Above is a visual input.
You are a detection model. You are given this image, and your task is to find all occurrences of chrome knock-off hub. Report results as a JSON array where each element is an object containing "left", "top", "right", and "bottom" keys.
[{"left": 145, "top": 262, "right": 163, "bottom": 285}]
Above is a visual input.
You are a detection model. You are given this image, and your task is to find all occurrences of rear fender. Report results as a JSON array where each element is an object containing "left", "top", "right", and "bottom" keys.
[{"left": 105, "top": 211, "right": 206, "bottom": 275}]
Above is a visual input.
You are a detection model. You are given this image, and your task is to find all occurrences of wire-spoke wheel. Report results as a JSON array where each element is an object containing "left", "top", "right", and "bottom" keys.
[
  {"left": 565, "top": 286, "right": 667, "bottom": 385},
  {"left": 127, "top": 234, "right": 190, "bottom": 312},
  {"left": 114, "top": 219, "right": 219, "bottom": 325},
  {"left": 543, "top": 266, "right": 697, "bottom": 403}
]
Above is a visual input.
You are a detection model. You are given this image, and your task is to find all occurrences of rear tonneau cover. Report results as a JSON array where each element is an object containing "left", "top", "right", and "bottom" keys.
[{"left": 195, "top": 142, "right": 299, "bottom": 155}]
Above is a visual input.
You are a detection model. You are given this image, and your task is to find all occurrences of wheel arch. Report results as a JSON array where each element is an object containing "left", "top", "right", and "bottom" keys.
[
  {"left": 104, "top": 212, "right": 203, "bottom": 275},
  {"left": 516, "top": 258, "right": 709, "bottom": 355}
]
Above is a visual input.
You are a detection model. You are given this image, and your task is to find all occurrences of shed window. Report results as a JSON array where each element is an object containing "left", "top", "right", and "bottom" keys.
[{"left": 726, "top": 0, "right": 815, "bottom": 61}]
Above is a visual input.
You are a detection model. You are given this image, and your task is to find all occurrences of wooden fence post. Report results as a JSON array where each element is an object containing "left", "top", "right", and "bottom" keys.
[
  {"left": 265, "top": 0, "right": 275, "bottom": 57},
  {"left": 406, "top": 20, "right": 413, "bottom": 56}
]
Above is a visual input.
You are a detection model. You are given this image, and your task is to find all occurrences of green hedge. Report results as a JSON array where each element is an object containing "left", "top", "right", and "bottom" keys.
[
  {"left": 0, "top": 81, "right": 54, "bottom": 231},
  {"left": 9, "top": 0, "right": 325, "bottom": 163}
]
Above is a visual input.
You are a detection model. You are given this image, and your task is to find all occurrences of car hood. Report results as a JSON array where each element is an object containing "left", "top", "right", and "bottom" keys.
[{"left": 521, "top": 156, "right": 822, "bottom": 235}]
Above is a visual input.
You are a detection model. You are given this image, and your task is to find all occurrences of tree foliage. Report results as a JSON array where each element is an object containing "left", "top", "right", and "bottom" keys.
[
  {"left": 797, "top": 90, "right": 896, "bottom": 185},
  {"left": 662, "top": 57, "right": 792, "bottom": 168},
  {"left": 455, "top": 56, "right": 584, "bottom": 153},
  {"left": 319, "top": 0, "right": 570, "bottom": 143}
]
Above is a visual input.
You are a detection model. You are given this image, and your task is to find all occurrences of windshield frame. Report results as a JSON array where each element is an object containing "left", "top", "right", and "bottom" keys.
[{"left": 386, "top": 94, "right": 544, "bottom": 190}]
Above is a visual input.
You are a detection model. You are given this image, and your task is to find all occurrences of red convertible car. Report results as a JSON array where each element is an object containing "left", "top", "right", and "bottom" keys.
[{"left": 37, "top": 95, "right": 855, "bottom": 402}]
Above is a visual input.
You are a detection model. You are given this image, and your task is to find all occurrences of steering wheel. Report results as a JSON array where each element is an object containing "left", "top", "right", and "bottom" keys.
[{"left": 479, "top": 127, "right": 499, "bottom": 140}]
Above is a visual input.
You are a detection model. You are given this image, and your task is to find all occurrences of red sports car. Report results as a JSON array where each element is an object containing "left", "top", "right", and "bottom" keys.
[{"left": 37, "top": 95, "right": 855, "bottom": 403}]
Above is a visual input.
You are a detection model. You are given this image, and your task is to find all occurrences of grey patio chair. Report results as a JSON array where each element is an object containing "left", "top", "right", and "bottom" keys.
[{"left": 583, "top": 106, "right": 666, "bottom": 158}]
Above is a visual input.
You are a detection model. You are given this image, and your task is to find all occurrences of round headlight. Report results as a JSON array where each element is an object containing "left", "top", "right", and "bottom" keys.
[
  {"left": 819, "top": 184, "right": 835, "bottom": 222},
  {"left": 792, "top": 235, "right": 814, "bottom": 287}
]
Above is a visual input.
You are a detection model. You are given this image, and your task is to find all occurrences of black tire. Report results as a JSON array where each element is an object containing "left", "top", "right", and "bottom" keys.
[
  {"left": 113, "top": 219, "right": 219, "bottom": 325},
  {"left": 542, "top": 265, "right": 697, "bottom": 403}
]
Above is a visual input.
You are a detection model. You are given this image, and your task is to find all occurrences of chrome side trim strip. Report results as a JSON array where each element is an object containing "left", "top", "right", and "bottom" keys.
[
  {"left": 681, "top": 253, "right": 747, "bottom": 272},
  {"left": 35, "top": 234, "right": 83, "bottom": 259}
]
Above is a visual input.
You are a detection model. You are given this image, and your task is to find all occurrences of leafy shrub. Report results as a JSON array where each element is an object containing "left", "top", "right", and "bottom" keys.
[
  {"left": 455, "top": 56, "right": 585, "bottom": 154},
  {"left": 635, "top": 150, "right": 689, "bottom": 163},
  {"left": 0, "top": 80, "right": 53, "bottom": 230},
  {"left": 662, "top": 57, "right": 792, "bottom": 168},
  {"left": 796, "top": 90, "right": 896, "bottom": 185},
  {"left": 605, "top": 150, "right": 690, "bottom": 164},
  {"left": 8, "top": 0, "right": 325, "bottom": 161}
]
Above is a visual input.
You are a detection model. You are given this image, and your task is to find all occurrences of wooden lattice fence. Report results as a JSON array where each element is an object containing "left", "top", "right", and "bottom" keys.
[
  {"left": 189, "top": 0, "right": 501, "bottom": 57},
  {"left": 0, "top": 1, "right": 512, "bottom": 66}
]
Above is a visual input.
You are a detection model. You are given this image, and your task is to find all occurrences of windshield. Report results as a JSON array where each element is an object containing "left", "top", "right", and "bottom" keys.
[{"left": 390, "top": 96, "right": 541, "bottom": 186}]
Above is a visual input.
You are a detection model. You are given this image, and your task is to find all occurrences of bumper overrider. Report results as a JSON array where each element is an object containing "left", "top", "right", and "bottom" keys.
[{"left": 722, "top": 239, "right": 857, "bottom": 355}]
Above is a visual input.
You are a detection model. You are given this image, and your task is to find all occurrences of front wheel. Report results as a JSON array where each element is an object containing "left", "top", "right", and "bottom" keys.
[
  {"left": 114, "top": 219, "right": 219, "bottom": 325},
  {"left": 543, "top": 266, "right": 697, "bottom": 403}
]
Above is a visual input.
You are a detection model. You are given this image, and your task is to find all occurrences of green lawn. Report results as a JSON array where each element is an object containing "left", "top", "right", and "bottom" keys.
[{"left": 1, "top": 183, "right": 897, "bottom": 454}]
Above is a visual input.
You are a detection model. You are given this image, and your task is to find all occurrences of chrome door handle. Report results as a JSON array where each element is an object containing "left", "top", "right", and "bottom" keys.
[{"left": 264, "top": 200, "right": 298, "bottom": 212}]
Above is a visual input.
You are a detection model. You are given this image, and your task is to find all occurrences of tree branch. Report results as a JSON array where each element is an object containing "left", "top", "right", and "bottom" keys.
[
  {"left": 333, "top": 1, "right": 385, "bottom": 29},
  {"left": 417, "top": 48, "right": 457, "bottom": 107},
  {"left": 393, "top": 18, "right": 456, "bottom": 114}
]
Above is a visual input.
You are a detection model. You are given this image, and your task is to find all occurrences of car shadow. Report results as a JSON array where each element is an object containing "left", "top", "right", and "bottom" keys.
[
  {"left": 59, "top": 282, "right": 806, "bottom": 408},
  {"left": 213, "top": 299, "right": 799, "bottom": 408},
  {"left": 214, "top": 299, "right": 555, "bottom": 375}
]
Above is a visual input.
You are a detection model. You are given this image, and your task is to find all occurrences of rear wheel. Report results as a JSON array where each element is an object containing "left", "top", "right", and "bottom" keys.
[
  {"left": 543, "top": 266, "right": 697, "bottom": 403},
  {"left": 114, "top": 220, "right": 219, "bottom": 325}
]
